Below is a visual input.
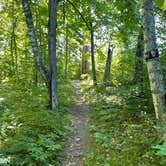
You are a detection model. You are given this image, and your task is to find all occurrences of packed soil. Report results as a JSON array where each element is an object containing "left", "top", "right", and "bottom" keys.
[{"left": 61, "top": 80, "right": 89, "bottom": 166}]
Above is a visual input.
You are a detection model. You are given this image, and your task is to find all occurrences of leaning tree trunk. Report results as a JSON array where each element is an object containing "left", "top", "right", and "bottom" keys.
[
  {"left": 103, "top": 43, "right": 113, "bottom": 85},
  {"left": 22, "top": 0, "right": 58, "bottom": 110},
  {"left": 133, "top": 28, "right": 144, "bottom": 84},
  {"left": 22, "top": 0, "right": 50, "bottom": 87},
  {"left": 142, "top": 0, "right": 166, "bottom": 139},
  {"left": 48, "top": 0, "right": 58, "bottom": 109}
]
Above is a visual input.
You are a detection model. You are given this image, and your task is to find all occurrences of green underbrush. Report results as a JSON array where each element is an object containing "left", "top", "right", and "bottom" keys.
[
  {"left": 81, "top": 80, "right": 166, "bottom": 166},
  {"left": 0, "top": 79, "right": 75, "bottom": 166}
]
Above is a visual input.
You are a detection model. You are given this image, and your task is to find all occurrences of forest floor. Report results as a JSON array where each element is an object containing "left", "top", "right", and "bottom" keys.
[
  {"left": 80, "top": 80, "right": 166, "bottom": 166},
  {"left": 61, "top": 80, "right": 90, "bottom": 166},
  {"left": 0, "top": 79, "right": 165, "bottom": 165}
]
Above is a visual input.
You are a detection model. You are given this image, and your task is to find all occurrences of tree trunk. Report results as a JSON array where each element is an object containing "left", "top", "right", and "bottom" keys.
[
  {"left": 65, "top": 25, "right": 69, "bottom": 77},
  {"left": 82, "top": 61, "right": 89, "bottom": 74},
  {"left": 22, "top": 0, "right": 50, "bottom": 87},
  {"left": 13, "top": 29, "right": 18, "bottom": 77},
  {"left": 90, "top": 27, "right": 97, "bottom": 85},
  {"left": 10, "top": 33, "right": 15, "bottom": 75},
  {"left": 82, "top": 45, "right": 90, "bottom": 74},
  {"left": 10, "top": 0, "right": 16, "bottom": 76},
  {"left": 89, "top": 5, "right": 97, "bottom": 85},
  {"left": 142, "top": 0, "right": 166, "bottom": 139},
  {"left": 103, "top": 43, "right": 113, "bottom": 85},
  {"left": 133, "top": 28, "right": 144, "bottom": 84},
  {"left": 10, "top": 17, "right": 18, "bottom": 77},
  {"left": 63, "top": 2, "right": 68, "bottom": 78},
  {"left": 48, "top": 0, "right": 58, "bottom": 109}
]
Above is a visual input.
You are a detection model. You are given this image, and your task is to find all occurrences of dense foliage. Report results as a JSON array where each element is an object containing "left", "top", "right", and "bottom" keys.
[
  {"left": 0, "top": 0, "right": 166, "bottom": 165},
  {"left": 0, "top": 79, "right": 75, "bottom": 165},
  {"left": 81, "top": 80, "right": 166, "bottom": 165}
]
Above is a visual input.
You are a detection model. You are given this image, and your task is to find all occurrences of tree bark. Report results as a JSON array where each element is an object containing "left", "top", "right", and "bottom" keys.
[
  {"left": 133, "top": 28, "right": 144, "bottom": 84},
  {"left": 90, "top": 27, "right": 97, "bottom": 85},
  {"left": 82, "top": 45, "right": 90, "bottom": 74},
  {"left": 65, "top": 25, "right": 69, "bottom": 77},
  {"left": 89, "top": 4, "right": 97, "bottom": 85},
  {"left": 63, "top": 3, "right": 69, "bottom": 78},
  {"left": 13, "top": 28, "right": 18, "bottom": 77},
  {"left": 22, "top": 0, "right": 50, "bottom": 87},
  {"left": 48, "top": 0, "right": 58, "bottom": 109},
  {"left": 10, "top": 33, "right": 15, "bottom": 75},
  {"left": 10, "top": 0, "right": 16, "bottom": 76},
  {"left": 142, "top": 0, "right": 166, "bottom": 139},
  {"left": 103, "top": 43, "right": 113, "bottom": 85}
]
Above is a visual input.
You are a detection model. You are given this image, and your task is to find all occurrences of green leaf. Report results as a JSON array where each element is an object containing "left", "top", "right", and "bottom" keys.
[
  {"left": 156, "top": 0, "right": 165, "bottom": 7},
  {"left": 163, "top": 1, "right": 166, "bottom": 8},
  {"left": 51, "top": 144, "right": 62, "bottom": 150},
  {"left": 104, "top": 163, "right": 111, "bottom": 166}
]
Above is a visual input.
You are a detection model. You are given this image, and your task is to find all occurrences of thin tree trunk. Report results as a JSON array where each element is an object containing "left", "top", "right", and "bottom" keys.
[
  {"left": 10, "top": 0, "right": 15, "bottom": 75},
  {"left": 65, "top": 25, "right": 68, "bottom": 77},
  {"left": 63, "top": 3, "right": 68, "bottom": 77},
  {"left": 13, "top": 31, "right": 18, "bottom": 77},
  {"left": 33, "top": 1, "right": 39, "bottom": 86},
  {"left": 89, "top": 4, "right": 97, "bottom": 85},
  {"left": 22, "top": 0, "right": 50, "bottom": 87},
  {"left": 133, "top": 28, "right": 144, "bottom": 86},
  {"left": 11, "top": 17, "right": 18, "bottom": 77},
  {"left": 66, "top": 0, "right": 97, "bottom": 82},
  {"left": 142, "top": 0, "right": 166, "bottom": 139},
  {"left": 90, "top": 27, "right": 97, "bottom": 85},
  {"left": 103, "top": 43, "right": 113, "bottom": 85},
  {"left": 10, "top": 34, "right": 15, "bottom": 74},
  {"left": 48, "top": 0, "right": 58, "bottom": 109},
  {"left": 12, "top": 0, "right": 19, "bottom": 77}
]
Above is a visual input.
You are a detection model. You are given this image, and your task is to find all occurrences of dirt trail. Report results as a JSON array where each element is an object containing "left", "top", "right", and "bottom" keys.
[{"left": 61, "top": 80, "right": 89, "bottom": 166}]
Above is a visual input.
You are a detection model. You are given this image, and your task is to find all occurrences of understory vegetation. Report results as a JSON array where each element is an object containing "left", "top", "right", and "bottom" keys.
[
  {"left": 81, "top": 80, "right": 166, "bottom": 166},
  {"left": 0, "top": 0, "right": 166, "bottom": 165},
  {"left": 0, "top": 79, "right": 75, "bottom": 165}
]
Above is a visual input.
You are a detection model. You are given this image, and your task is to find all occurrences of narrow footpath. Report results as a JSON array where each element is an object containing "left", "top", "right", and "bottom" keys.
[{"left": 61, "top": 80, "right": 89, "bottom": 166}]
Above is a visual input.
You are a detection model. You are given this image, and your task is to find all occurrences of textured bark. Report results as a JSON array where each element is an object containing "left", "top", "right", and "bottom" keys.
[
  {"left": 13, "top": 29, "right": 18, "bottom": 76},
  {"left": 63, "top": 3, "right": 68, "bottom": 77},
  {"left": 10, "top": 33, "right": 15, "bottom": 74},
  {"left": 142, "top": 0, "right": 166, "bottom": 139},
  {"left": 82, "top": 45, "right": 90, "bottom": 74},
  {"left": 65, "top": 25, "right": 69, "bottom": 77},
  {"left": 33, "top": 3, "right": 39, "bottom": 86},
  {"left": 10, "top": 0, "right": 16, "bottom": 75},
  {"left": 90, "top": 28, "right": 97, "bottom": 85},
  {"left": 48, "top": 0, "right": 58, "bottom": 109},
  {"left": 11, "top": 19, "right": 18, "bottom": 77},
  {"left": 89, "top": 5, "right": 97, "bottom": 85},
  {"left": 82, "top": 61, "right": 89, "bottom": 74},
  {"left": 103, "top": 43, "right": 113, "bottom": 84},
  {"left": 133, "top": 28, "right": 144, "bottom": 84},
  {"left": 12, "top": 0, "right": 18, "bottom": 76},
  {"left": 22, "top": 0, "right": 50, "bottom": 87}
]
